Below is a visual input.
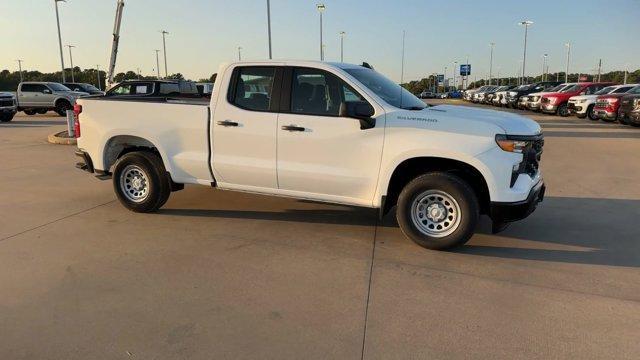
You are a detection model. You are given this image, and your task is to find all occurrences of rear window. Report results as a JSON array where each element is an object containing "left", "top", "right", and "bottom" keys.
[{"left": 229, "top": 67, "right": 276, "bottom": 111}]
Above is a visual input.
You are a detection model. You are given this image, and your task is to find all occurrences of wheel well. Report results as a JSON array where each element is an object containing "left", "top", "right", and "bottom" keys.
[
  {"left": 103, "top": 135, "right": 160, "bottom": 173},
  {"left": 55, "top": 98, "right": 71, "bottom": 107},
  {"left": 383, "top": 157, "right": 490, "bottom": 216}
]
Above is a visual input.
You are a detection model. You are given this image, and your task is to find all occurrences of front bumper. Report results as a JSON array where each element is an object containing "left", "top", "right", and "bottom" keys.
[
  {"left": 567, "top": 102, "right": 585, "bottom": 115},
  {"left": 594, "top": 109, "right": 617, "bottom": 120},
  {"left": 517, "top": 99, "right": 528, "bottom": 109},
  {"left": 490, "top": 180, "right": 545, "bottom": 223},
  {"left": 541, "top": 103, "right": 558, "bottom": 113},
  {"left": 526, "top": 102, "right": 541, "bottom": 111}
]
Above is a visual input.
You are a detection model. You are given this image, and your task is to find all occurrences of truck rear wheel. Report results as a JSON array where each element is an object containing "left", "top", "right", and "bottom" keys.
[
  {"left": 396, "top": 173, "right": 479, "bottom": 250},
  {"left": 112, "top": 151, "right": 171, "bottom": 213}
]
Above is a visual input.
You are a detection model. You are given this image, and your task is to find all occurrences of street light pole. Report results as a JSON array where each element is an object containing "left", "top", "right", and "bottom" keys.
[
  {"left": 489, "top": 42, "right": 495, "bottom": 85},
  {"left": 400, "top": 30, "right": 406, "bottom": 84},
  {"left": 66, "top": 44, "right": 75, "bottom": 82},
  {"left": 518, "top": 20, "right": 533, "bottom": 85},
  {"left": 339, "top": 31, "right": 346, "bottom": 62},
  {"left": 317, "top": 4, "right": 325, "bottom": 61},
  {"left": 154, "top": 50, "right": 161, "bottom": 79},
  {"left": 453, "top": 61, "right": 457, "bottom": 89},
  {"left": 564, "top": 42, "right": 571, "bottom": 83},
  {"left": 542, "top": 54, "right": 548, "bottom": 81},
  {"left": 16, "top": 59, "right": 24, "bottom": 83},
  {"left": 160, "top": 30, "right": 169, "bottom": 78},
  {"left": 238, "top": 46, "right": 242, "bottom": 61},
  {"left": 54, "top": 0, "right": 67, "bottom": 82},
  {"left": 96, "top": 65, "right": 101, "bottom": 90},
  {"left": 266, "top": 0, "right": 272, "bottom": 59}
]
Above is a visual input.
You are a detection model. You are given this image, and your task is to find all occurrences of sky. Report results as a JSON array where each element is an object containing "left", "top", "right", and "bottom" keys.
[{"left": 1, "top": 0, "right": 639, "bottom": 83}]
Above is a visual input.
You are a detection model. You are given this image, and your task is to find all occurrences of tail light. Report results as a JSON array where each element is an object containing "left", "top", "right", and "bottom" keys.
[{"left": 73, "top": 104, "right": 82, "bottom": 138}]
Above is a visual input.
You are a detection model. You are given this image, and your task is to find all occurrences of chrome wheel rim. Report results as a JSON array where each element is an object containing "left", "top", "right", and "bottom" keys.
[
  {"left": 410, "top": 190, "right": 461, "bottom": 238},
  {"left": 119, "top": 165, "right": 150, "bottom": 203}
]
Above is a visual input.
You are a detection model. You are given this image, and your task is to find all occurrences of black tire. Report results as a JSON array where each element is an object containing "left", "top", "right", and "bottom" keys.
[
  {"left": 558, "top": 103, "right": 569, "bottom": 117},
  {"left": 586, "top": 105, "right": 598, "bottom": 121},
  {"left": 55, "top": 100, "right": 72, "bottom": 117},
  {"left": 618, "top": 113, "right": 629, "bottom": 125},
  {"left": 0, "top": 113, "right": 14, "bottom": 122},
  {"left": 112, "top": 151, "right": 171, "bottom": 213},
  {"left": 396, "top": 172, "right": 479, "bottom": 250},
  {"left": 24, "top": 109, "right": 37, "bottom": 115},
  {"left": 36, "top": 109, "right": 48, "bottom": 114}
]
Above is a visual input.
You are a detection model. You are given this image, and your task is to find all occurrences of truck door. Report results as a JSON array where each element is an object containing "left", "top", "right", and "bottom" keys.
[
  {"left": 18, "top": 84, "right": 45, "bottom": 107},
  {"left": 276, "top": 67, "right": 385, "bottom": 206},
  {"left": 211, "top": 66, "right": 282, "bottom": 189}
]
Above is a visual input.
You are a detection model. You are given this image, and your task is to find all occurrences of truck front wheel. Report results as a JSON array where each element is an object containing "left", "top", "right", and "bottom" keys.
[
  {"left": 396, "top": 173, "right": 479, "bottom": 250},
  {"left": 112, "top": 151, "right": 171, "bottom": 213}
]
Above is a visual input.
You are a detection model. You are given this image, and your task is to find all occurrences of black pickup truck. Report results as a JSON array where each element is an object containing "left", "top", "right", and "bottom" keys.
[
  {"left": 105, "top": 79, "right": 203, "bottom": 100},
  {"left": 504, "top": 81, "right": 562, "bottom": 109},
  {"left": 617, "top": 85, "right": 640, "bottom": 126}
]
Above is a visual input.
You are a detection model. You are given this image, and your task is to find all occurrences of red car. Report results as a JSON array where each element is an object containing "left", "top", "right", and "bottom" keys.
[
  {"left": 593, "top": 84, "right": 640, "bottom": 122},
  {"left": 541, "top": 82, "right": 613, "bottom": 116}
]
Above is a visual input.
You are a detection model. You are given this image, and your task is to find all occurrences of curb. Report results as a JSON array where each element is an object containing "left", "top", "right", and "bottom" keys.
[{"left": 47, "top": 131, "right": 77, "bottom": 145}]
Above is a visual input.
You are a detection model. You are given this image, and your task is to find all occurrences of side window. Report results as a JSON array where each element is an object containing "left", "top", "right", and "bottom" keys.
[
  {"left": 34, "top": 84, "right": 48, "bottom": 93},
  {"left": 110, "top": 84, "right": 132, "bottom": 95},
  {"left": 291, "top": 68, "right": 364, "bottom": 116},
  {"left": 159, "top": 83, "right": 180, "bottom": 95},
  {"left": 133, "top": 84, "right": 153, "bottom": 95},
  {"left": 21, "top": 84, "right": 36, "bottom": 92},
  {"left": 230, "top": 67, "right": 275, "bottom": 111}
]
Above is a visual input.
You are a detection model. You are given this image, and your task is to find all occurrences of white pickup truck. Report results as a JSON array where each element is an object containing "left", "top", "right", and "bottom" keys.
[{"left": 74, "top": 61, "right": 545, "bottom": 250}]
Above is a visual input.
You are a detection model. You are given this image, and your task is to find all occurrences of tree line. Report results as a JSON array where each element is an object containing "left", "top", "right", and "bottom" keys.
[
  {"left": 0, "top": 67, "right": 216, "bottom": 91},
  {"left": 402, "top": 69, "right": 640, "bottom": 94}
]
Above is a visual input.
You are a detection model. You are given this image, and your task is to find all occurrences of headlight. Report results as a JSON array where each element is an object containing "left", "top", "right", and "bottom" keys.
[
  {"left": 495, "top": 134, "right": 530, "bottom": 153},
  {"left": 576, "top": 99, "right": 586, "bottom": 103},
  {"left": 633, "top": 99, "right": 640, "bottom": 110},
  {"left": 546, "top": 97, "right": 558, "bottom": 104},
  {"left": 508, "top": 91, "right": 517, "bottom": 96}
]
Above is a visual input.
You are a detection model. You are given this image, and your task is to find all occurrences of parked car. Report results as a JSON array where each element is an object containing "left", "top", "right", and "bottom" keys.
[
  {"left": 463, "top": 86, "right": 489, "bottom": 101},
  {"left": 196, "top": 82, "right": 214, "bottom": 96},
  {"left": 568, "top": 84, "right": 636, "bottom": 120},
  {"left": 0, "top": 92, "right": 17, "bottom": 122},
  {"left": 541, "top": 82, "right": 612, "bottom": 116},
  {"left": 447, "top": 90, "right": 463, "bottom": 99},
  {"left": 618, "top": 86, "right": 640, "bottom": 126},
  {"left": 16, "top": 82, "right": 89, "bottom": 116},
  {"left": 419, "top": 91, "right": 435, "bottom": 99},
  {"left": 63, "top": 83, "right": 106, "bottom": 96},
  {"left": 484, "top": 85, "right": 512, "bottom": 105},
  {"left": 472, "top": 86, "right": 498, "bottom": 103},
  {"left": 74, "top": 60, "right": 545, "bottom": 251},
  {"left": 592, "top": 84, "right": 639, "bottom": 122},
  {"left": 490, "top": 85, "right": 516, "bottom": 106},
  {"left": 105, "top": 79, "right": 202, "bottom": 99},
  {"left": 525, "top": 83, "right": 574, "bottom": 112},
  {"left": 504, "top": 81, "right": 562, "bottom": 109}
]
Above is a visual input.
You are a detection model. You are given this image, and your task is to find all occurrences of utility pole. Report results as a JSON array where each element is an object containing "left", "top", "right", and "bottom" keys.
[
  {"left": 16, "top": 59, "right": 24, "bottom": 83},
  {"left": 316, "top": 4, "right": 325, "bottom": 61},
  {"left": 107, "top": 0, "right": 125, "bottom": 87},
  {"left": 564, "top": 42, "right": 571, "bottom": 83},
  {"left": 489, "top": 42, "right": 495, "bottom": 85},
  {"left": 266, "top": 0, "right": 272, "bottom": 59},
  {"left": 66, "top": 44, "right": 75, "bottom": 82},
  {"left": 54, "top": 0, "right": 67, "bottom": 82},
  {"left": 518, "top": 20, "right": 533, "bottom": 85},
  {"left": 453, "top": 61, "right": 457, "bottom": 89},
  {"left": 339, "top": 31, "right": 346, "bottom": 62},
  {"left": 400, "top": 30, "right": 406, "bottom": 84},
  {"left": 161, "top": 30, "right": 169, "bottom": 77},
  {"left": 597, "top": 59, "right": 602, "bottom": 82},
  {"left": 155, "top": 50, "right": 161, "bottom": 79},
  {"left": 624, "top": 65, "right": 628, "bottom": 84}
]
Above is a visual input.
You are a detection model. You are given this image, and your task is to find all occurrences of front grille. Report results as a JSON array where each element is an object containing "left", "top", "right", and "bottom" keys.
[
  {"left": 530, "top": 96, "right": 540, "bottom": 102},
  {"left": 0, "top": 99, "right": 14, "bottom": 107},
  {"left": 541, "top": 98, "right": 550, "bottom": 104},
  {"left": 595, "top": 100, "right": 608, "bottom": 107}
]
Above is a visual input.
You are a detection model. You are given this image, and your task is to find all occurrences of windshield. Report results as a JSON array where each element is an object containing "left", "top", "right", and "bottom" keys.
[
  {"left": 612, "top": 86, "right": 633, "bottom": 94},
  {"left": 546, "top": 84, "right": 566, "bottom": 92},
  {"left": 595, "top": 86, "right": 615, "bottom": 95},
  {"left": 629, "top": 86, "right": 640, "bottom": 94},
  {"left": 514, "top": 85, "right": 530, "bottom": 91},
  {"left": 81, "top": 84, "right": 100, "bottom": 92},
  {"left": 49, "top": 83, "right": 71, "bottom": 91},
  {"left": 344, "top": 68, "right": 426, "bottom": 110},
  {"left": 562, "top": 84, "right": 582, "bottom": 92}
]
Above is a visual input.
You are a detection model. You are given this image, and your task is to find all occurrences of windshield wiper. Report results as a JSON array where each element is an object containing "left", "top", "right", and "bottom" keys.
[{"left": 404, "top": 106, "right": 426, "bottom": 110}]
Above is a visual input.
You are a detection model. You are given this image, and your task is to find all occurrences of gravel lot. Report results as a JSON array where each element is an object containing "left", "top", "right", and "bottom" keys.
[{"left": 1, "top": 104, "right": 639, "bottom": 359}]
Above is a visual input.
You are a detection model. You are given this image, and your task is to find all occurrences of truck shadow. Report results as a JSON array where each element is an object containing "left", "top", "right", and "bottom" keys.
[{"left": 161, "top": 195, "right": 639, "bottom": 267}]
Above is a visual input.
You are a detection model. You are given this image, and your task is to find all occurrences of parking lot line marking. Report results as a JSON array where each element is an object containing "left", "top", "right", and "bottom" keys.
[
  {"left": 360, "top": 219, "right": 379, "bottom": 360},
  {"left": 0, "top": 200, "right": 116, "bottom": 243}
]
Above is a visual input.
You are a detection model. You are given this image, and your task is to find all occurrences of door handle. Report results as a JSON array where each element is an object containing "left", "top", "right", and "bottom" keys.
[
  {"left": 281, "top": 125, "right": 306, "bottom": 132},
  {"left": 217, "top": 120, "right": 239, "bottom": 127}
]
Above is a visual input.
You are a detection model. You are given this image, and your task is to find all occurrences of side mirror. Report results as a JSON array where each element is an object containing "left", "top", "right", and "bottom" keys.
[
  {"left": 43, "top": 89, "right": 52, "bottom": 94},
  {"left": 339, "top": 101, "right": 376, "bottom": 130}
]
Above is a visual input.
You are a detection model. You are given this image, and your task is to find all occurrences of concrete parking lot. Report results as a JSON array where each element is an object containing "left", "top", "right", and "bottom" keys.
[{"left": 1, "top": 104, "right": 640, "bottom": 359}]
